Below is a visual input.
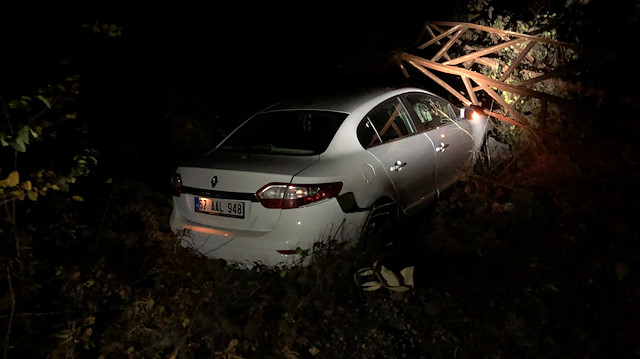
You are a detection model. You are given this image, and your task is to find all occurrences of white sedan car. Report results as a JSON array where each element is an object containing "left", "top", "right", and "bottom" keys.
[{"left": 170, "top": 86, "right": 490, "bottom": 267}]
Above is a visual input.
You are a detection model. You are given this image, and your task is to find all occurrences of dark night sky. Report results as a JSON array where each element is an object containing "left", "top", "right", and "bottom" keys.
[
  {"left": 0, "top": 2, "right": 459, "bottom": 181},
  {"left": 0, "top": 2, "right": 454, "bottom": 103},
  {"left": 2, "top": 1, "right": 636, "bottom": 183},
  {"left": 2, "top": 0, "right": 637, "bottom": 109}
]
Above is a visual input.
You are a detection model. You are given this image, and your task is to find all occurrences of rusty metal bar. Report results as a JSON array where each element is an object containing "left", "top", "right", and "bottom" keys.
[
  {"left": 499, "top": 41, "right": 536, "bottom": 82},
  {"left": 401, "top": 21, "right": 586, "bottom": 132},
  {"left": 486, "top": 110, "right": 540, "bottom": 134},
  {"left": 406, "top": 60, "right": 472, "bottom": 106},
  {"left": 426, "top": 21, "right": 582, "bottom": 50},
  {"left": 422, "top": 24, "right": 454, "bottom": 61},
  {"left": 470, "top": 56, "right": 500, "bottom": 69},
  {"left": 425, "top": 26, "right": 439, "bottom": 45},
  {"left": 431, "top": 25, "right": 466, "bottom": 62},
  {"left": 400, "top": 52, "right": 571, "bottom": 105},
  {"left": 461, "top": 76, "right": 479, "bottom": 106},
  {"left": 475, "top": 81, "right": 530, "bottom": 125},
  {"left": 396, "top": 57, "right": 410, "bottom": 78},
  {"left": 429, "top": 24, "right": 464, "bottom": 47},
  {"left": 442, "top": 38, "right": 525, "bottom": 66},
  {"left": 418, "top": 24, "right": 462, "bottom": 50},
  {"left": 517, "top": 70, "right": 562, "bottom": 88}
]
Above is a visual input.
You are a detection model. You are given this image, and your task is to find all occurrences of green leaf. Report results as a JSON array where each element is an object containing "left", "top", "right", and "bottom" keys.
[
  {"left": 361, "top": 281, "right": 382, "bottom": 291},
  {"left": 21, "top": 180, "right": 32, "bottom": 191},
  {"left": 380, "top": 266, "right": 401, "bottom": 288},
  {"left": 18, "top": 128, "right": 30, "bottom": 145},
  {"left": 72, "top": 195, "right": 83, "bottom": 202},
  {"left": 27, "top": 190, "right": 38, "bottom": 201},
  {"left": 90, "top": 22, "right": 100, "bottom": 34},
  {"left": 8, "top": 100, "right": 25, "bottom": 109},
  {"left": 6, "top": 171, "right": 19, "bottom": 187},
  {"left": 36, "top": 95, "right": 51, "bottom": 109},
  {"left": 400, "top": 266, "right": 414, "bottom": 287},
  {"left": 11, "top": 139, "right": 26, "bottom": 152}
]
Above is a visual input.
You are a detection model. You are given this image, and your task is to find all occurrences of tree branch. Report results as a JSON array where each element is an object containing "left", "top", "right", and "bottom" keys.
[{"left": 4, "top": 266, "right": 15, "bottom": 359}]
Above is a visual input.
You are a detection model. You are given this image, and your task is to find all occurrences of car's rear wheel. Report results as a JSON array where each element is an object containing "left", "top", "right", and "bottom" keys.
[
  {"left": 356, "top": 199, "right": 411, "bottom": 268},
  {"left": 361, "top": 199, "right": 399, "bottom": 242}
]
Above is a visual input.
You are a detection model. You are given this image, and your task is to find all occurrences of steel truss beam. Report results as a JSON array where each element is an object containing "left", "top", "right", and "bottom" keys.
[{"left": 395, "top": 21, "right": 590, "bottom": 132}]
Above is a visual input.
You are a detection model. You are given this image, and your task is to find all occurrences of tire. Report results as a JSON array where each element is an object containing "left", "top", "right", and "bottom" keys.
[
  {"left": 361, "top": 200, "right": 399, "bottom": 242},
  {"left": 358, "top": 200, "right": 415, "bottom": 268}
]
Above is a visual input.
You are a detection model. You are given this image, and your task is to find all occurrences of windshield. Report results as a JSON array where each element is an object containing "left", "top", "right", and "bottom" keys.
[{"left": 217, "top": 110, "right": 348, "bottom": 155}]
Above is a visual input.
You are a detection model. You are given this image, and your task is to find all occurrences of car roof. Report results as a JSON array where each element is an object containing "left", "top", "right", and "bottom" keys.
[{"left": 261, "top": 86, "right": 439, "bottom": 114}]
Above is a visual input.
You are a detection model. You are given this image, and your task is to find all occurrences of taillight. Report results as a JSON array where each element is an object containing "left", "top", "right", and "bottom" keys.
[
  {"left": 256, "top": 182, "right": 343, "bottom": 209},
  {"left": 170, "top": 173, "right": 182, "bottom": 197}
]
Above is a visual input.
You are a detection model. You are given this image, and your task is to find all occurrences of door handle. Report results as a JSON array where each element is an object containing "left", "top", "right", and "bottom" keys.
[
  {"left": 436, "top": 142, "right": 450, "bottom": 152},
  {"left": 389, "top": 160, "right": 407, "bottom": 172}
]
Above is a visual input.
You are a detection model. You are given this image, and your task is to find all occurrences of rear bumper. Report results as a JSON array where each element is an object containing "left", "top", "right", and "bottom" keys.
[{"left": 169, "top": 198, "right": 368, "bottom": 268}]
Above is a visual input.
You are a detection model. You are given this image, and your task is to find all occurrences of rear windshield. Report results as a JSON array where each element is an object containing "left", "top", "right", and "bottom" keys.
[{"left": 217, "top": 110, "right": 348, "bottom": 155}]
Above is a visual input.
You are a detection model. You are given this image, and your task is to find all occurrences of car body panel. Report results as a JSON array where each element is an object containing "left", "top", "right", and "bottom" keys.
[
  {"left": 174, "top": 153, "right": 320, "bottom": 231},
  {"left": 365, "top": 133, "right": 437, "bottom": 213},
  {"left": 171, "top": 198, "right": 368, "bottom": 267},
  {"left": 426, "top": 120, "right": 474, "bottom": 190},
  {"left": 183, "top": 151, "right": 320, "bottom": 174}
]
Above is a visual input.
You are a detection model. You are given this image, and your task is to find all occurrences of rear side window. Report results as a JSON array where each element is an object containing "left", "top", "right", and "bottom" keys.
[
  {"left": 219, "top": 110, "right": 347, "bottom": 155},
  {"left": 357, "top": 97, "right": 416, "bottom": 148}
]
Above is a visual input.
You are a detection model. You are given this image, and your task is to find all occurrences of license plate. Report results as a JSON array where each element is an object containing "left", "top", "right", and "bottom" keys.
[{"left": 195, "top": 196, "right": 245, "bottom": 219}]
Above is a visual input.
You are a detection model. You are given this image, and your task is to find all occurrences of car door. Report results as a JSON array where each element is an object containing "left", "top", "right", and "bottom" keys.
[
  {"left": 403, "top": 92, "right": 474, "bottom": 191},
  {"left": 356, "top": 96, "right": 437, "bottom": 213}
]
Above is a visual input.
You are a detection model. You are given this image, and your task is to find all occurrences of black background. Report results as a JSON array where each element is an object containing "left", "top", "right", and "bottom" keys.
[
  {"left": 0, "top": 2, "right": 454, "bottom": 105},
  {"left": 1, "top": 1, "right": 638, "bottom": 186},
  {"left": 0, "top": 2, "right": 461, "bottom": 185}
]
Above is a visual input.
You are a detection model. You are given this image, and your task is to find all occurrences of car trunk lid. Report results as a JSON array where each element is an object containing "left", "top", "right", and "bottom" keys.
[{"left": 173, "top": 152, "right": 319, "bottom": 231}]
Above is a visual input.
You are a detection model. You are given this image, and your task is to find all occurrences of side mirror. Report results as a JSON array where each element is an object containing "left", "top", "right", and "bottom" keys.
[{"left": 460, "top": 105, "right": 485, "bottom": 120}]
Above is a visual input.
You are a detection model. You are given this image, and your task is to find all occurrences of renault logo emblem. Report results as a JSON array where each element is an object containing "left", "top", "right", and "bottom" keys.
[{"left": 211, "top": 176, "right": 218, "bottom": 188}]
